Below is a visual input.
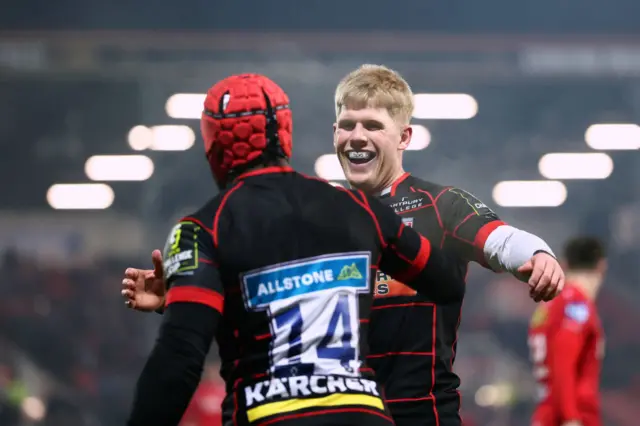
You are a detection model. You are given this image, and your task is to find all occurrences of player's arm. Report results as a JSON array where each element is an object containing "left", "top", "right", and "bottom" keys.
[
  {"left": 437, "top": 188, "right": 554, "bottom": 280},
  {"left": 357, "top": 191, "right": 464, "bottom": 303},
  {"left": 127, "top": 219, "right": 223, "bottom": 426},
  {"left": 547, "top": 301, "right": 591, "bottom": 423}
]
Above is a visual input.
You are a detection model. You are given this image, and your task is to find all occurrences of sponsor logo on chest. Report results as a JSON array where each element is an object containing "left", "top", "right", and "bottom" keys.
[
  {"left": 374, "top": 270, "right": 417, "bottom": 298},
  {"left": 388, "top": 196, "right": 424, "bottom": 213}
]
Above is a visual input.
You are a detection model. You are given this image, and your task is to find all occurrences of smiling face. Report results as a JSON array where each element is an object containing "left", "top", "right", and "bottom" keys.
[
  {"left": 334, "top": 106, "right": 411, "bottom": 193},
  {"left": 333, "top": 65, "right": 415, "bottom": 193}
]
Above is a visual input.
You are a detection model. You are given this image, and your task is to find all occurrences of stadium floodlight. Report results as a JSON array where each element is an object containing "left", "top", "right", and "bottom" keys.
[
  {"left": 585, "top": 123, "right": 640, "bottom": 150},
  {"left": 165, "top": 93, "right": 206, "bottom": 119},
  {"left": 492, "top": 180, "right": 567, "bottom": 207},
  {"left": 413, "top": 94, "right": 478, "bottom": 120},
  {"left": 538, "top": 153, "right": 613, "bottom": 180},
  {"left": 127, "top": 125, "right": 195, "bottom": 151},
  {"left": 314, "top": 154, "right": 346, "bottom": 181},
  {"left": 149, "top": 125, "right": 195, "bottom": 151},
  {"left": 407, "top": 125, "right": 431, "bottom": 150},
  {"left": 47, "top": 183, "right": 115, "bottom": 210},
  {"left": 85, "top": 155, "right": 154, "bottom": 181},
  {"left": 128, "top": 125, "right": 153, "bottom": 151}
]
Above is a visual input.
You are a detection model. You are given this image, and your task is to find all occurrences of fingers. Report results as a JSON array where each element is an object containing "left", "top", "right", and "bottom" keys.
[
  {"left": 527, "top": 255, "right": 565, "bottom": 302},
  {"left": 527, "top": 258, "right": 546, "bottom": 291},
  {"left": 151, "top": 249, "right": 164, "bottom": 278},
  {"left": 533, "top": 259, "right": 553, "bottom": 298},
  {"left": 542, "top": 268, "right": 564, "bottom": 301},
  {"left": 541, "top": 271, "right": 560, "bottom": 300},
  {"left": 124, "top": 268, "right": 140, "bottom": 280},
  {"left": 122, "top": 278, "right": 137, "bottom": 291},
  {"left": 527, "top": 257, "right": 549, "bottom": 302},
  {"left": 517, "top": 260, "right": 533, "bottom": 274},
  {"left": 121, "top": 283, "right": 135, "bottom": 309}
]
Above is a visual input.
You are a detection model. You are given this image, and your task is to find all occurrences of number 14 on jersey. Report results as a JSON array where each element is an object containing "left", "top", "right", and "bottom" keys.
[{"left": 271, "top": 292, "right": 360, "bottom": 377}]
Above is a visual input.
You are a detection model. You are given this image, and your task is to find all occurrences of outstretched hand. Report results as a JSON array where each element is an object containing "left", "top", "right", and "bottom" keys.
[{"left": 121, "top": 249, "right": 166, "bottom": 312}]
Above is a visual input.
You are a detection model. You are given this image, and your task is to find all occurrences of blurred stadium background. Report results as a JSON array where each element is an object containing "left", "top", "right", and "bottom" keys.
[{"left": 1, "top": 1, "right": 640, "bottom": 425}]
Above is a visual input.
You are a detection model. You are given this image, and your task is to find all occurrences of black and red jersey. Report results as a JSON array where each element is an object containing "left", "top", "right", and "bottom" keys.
[
  {"left": 127, "top": 167, "right": 464, "bottom": 426},
  {"left": 369, "top": 173, "right": 505, "bottom": 426}
]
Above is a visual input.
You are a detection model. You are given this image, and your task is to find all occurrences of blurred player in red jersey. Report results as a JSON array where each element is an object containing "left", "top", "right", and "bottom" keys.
[
  {"left": 529, "top": 236, "right": 607, "bottom": 426},
  {"left": 180, "top": 363, "right": 224, "bottom": 426}
]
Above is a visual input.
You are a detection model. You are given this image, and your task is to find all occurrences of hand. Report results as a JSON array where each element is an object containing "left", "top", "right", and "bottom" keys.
[
  {"left": 561, "top": 421, "right": 583, "bottom": 426},
  {"left": 517, "top": 252, "right": 565, "bottom": 302},
  {"left": 121, "top": 249, "right": 166, "bottom": 312}
]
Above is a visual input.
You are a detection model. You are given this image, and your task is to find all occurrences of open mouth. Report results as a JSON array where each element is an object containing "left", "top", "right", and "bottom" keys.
[{"left": 346, "top": 150, "right": 377, "bottom": 165}]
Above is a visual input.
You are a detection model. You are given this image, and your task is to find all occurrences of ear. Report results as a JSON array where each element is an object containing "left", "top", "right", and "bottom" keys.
[
  {"left": 398, "top": 125, "right": 412, "bottom": 151},
  {"left": 332, "top": 122, "right": 338, "bottom": 148}
]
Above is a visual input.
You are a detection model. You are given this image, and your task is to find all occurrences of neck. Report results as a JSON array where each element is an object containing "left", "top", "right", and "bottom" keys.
[
  {"left": 566, "top": 271, "right": 602, "bottom": 300},
  {"left": 222, "top": 159, "right": 290, "bottom": 188}
]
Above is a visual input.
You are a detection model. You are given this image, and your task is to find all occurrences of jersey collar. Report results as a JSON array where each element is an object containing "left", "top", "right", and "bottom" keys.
[
  {"left": 565, "top": 281, "right": 591, "bottom": 302},
  {"left": 379, "top": 172, "right": 411, "bottom": 198},
  {"left": 237, "top": 166, "right": 295, "bottom": 180}
]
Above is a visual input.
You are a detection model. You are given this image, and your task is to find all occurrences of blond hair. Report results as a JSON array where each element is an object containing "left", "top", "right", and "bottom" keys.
[{"left": 334, "top": 64, "right": 414, "bottom": 126}]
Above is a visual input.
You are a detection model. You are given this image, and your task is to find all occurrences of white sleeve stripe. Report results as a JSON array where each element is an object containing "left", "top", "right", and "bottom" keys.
[{"left": 483, "top": 225, "right": 554, "bottom": 282}]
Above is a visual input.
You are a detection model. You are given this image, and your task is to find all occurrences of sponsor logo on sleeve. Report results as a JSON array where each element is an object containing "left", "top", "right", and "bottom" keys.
[
  {"left": 163, "top": 222, "right": 198, "bottom": 278},
  {"left": 448, "top": 188, "right": 497, "bottom": 218},
  {"left": 530, "top": 306, "right": 548, "bottom": 327},
  {"left": 564, "top": 302, "right": 589, "bottom": 324}
]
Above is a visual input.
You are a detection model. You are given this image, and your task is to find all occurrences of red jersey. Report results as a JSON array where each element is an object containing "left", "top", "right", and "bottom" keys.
[
  {"left": 180, "top": 380, "right": 225, "bottom": 426},
  {"left": 528, "top": 284, "right": 604, "bottom": 426}
]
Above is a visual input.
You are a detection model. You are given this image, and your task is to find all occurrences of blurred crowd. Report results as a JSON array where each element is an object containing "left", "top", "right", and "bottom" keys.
[
  {"left": 0, "top": 249, "right": 639, "bottom": 425},
  {"left": 0, "top": 249, "right": 149, "bottom": 424}
]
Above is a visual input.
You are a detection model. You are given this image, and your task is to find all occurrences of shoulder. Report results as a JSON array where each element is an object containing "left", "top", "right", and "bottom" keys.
[
  {"left": 442, "top": 186, "right": 489, "bottom": 206},
  {"left": 182, "top": 195, "right": 229, "bottom": 228},
  {"left": 409, "top": 179, "right": 486, "bottom": 207},
  {"left": 295, "top": 173, "right": 368, "bottom": 203},
  {"left": 416, "top": 184, "right": 496, "bottom": 219},
  {"left": 407, "top": 176, "right": 452, "bottom": 198}
]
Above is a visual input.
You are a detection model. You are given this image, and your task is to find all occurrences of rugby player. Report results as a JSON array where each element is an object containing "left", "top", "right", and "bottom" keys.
[
  {"left": 529, "top": 237, "right": 606, "bottom": 426},
  {"left": 330, "top": 64, "right": 565, "bottom": 426},
  {"left": 125, "top": 73, "right": 466, "bottom": 426},
  {"left": 123, "top": 66, "right": 565, "bottom": 426}
]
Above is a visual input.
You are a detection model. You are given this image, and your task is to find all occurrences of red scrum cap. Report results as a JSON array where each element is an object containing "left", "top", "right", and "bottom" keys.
[{"left": 200, "top": 74, "right": 293, "bottom": 186}]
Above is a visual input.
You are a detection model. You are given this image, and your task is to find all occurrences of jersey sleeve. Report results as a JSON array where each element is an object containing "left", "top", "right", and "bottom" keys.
[
  {"left": 437, "top": 187, "right": 506, "bottom": 267},
  {"left": 359, "top": 191, "right": 464, "bottom": 303},
  {"left": 127, "top": 218, "right": 222, "bottom": 426},
  {"left": 548, "top": 299, "right": 592, "bottom": 421},
  {"left": 162, "top": 219, "right": 224, "bottom": 314}
]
